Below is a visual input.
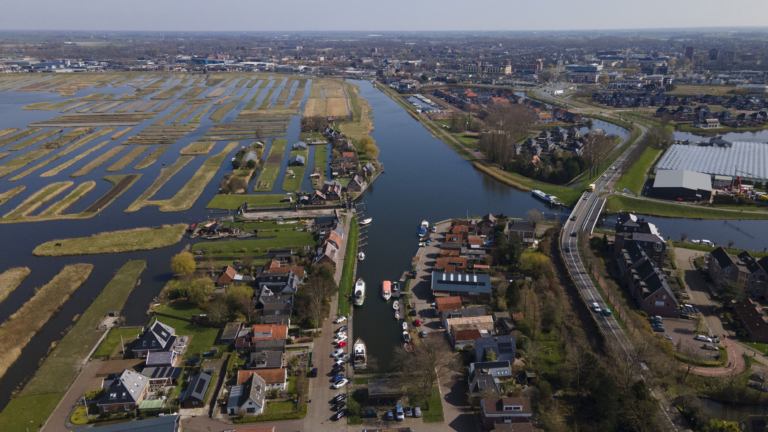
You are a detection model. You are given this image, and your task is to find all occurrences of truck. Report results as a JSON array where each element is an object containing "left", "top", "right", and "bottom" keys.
[{"left": 588, "top": 184, "right": 596, "bottom": 192}]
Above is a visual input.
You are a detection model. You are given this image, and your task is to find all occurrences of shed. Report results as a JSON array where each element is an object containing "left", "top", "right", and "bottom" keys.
[
  {"left": 289, "top": 155, "right": 306, "bottom": 166},
  {"left": 652, "top": 169, "right": 712, "bottom": 201}
]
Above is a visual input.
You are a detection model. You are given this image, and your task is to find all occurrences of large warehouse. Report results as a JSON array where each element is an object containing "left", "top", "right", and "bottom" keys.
[
  {"left": 654, "top": 142, "right": 768, "bottom": 184},
  {"left": 652, "top": 169, "right": 712, "bottom": 201}
]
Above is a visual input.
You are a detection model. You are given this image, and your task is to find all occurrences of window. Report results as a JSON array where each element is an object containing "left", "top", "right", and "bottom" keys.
[{"left": 247, "top": 407, "right": 256, "bottom": 414}]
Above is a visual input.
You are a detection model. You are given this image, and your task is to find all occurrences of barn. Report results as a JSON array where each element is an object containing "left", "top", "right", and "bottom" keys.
[{"left": 652, "top": 169, "right": 712, "bottom": 201}]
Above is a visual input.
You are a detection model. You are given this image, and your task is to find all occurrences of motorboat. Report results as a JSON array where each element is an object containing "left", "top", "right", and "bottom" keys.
[
  {"left": 403, "top": 331, "right": 411, "bottom": 342},
  {"left": 392, "top": 300, "right": 399, "bottom": 310},
  {"left": 402, "top": 322, "right": 408, "bottom": 330},
  {"left": 395, "top": 311, "right": 400, "bottom": 319},
  {"left": 354, "top": 278, "right": 366, "bottom": 306},
  {"left": 358, "top": 251, "right": 365, "bottom": 261},
  {"left": 421, "top": 220, "right": 429, "bottom": 229},
  {"left": 353, "top": 338, "right": 367, "bottom": 370},
  {"left": 382, "top": 281, "right": 391, "bottom": 301},
  {"left": 360, "top": 217, "right": 372, "bottom": 225}
]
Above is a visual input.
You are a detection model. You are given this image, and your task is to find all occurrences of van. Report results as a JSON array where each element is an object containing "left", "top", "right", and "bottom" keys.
[{"left": 396, "top": 403, "right": 404, "bottom": 421}]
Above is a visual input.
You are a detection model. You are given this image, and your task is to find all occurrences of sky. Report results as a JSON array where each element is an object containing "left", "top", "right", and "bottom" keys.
[{"left": 1, "top": 0, "right": 767, "bottom": 32}]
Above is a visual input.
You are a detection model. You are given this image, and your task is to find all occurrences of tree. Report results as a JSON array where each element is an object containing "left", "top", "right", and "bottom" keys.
[
  {"left": 188, "top": 277, "right": 215, "bottom": 306},
  {"left": 171, "top": 252, "right": 196, "bottom": 276},
  {"left": 303, "top": 268, "right": 338, "bottom": 329},
  {"left": 395, "top": 338, "right": 459, "bottom": 410},
  {"left": 526, "top": 208, "right": 544, "bottom": 226},
  {"left": 207, "top": 294, "right": 229, "bottom": 324},
  {"left": 728, "top": 240, "right": 734, "bottom": 249},
  {"left": 486, "top": 349, "right": 497, "bottom": 361},
  {"left": 226, "top": 285, "right": 252, "bottom": 314},
  {"left": 719, "top": 280, "right": 746, "bottom": 309},
  {"left": 680, "top": 233, "right": 688, "bottom": 242},
  {"left": 600, "top": 74, "right": 610, "bottom": 85},
  {"left": 692, "top": 313, "right": 706, "bottom": 334}
]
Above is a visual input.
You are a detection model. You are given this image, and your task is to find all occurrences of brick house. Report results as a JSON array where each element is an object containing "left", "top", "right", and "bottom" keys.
[
  {"left": 733, "top": 299, "right": 768, "bottom": 343},
  {"left": 238, "top": 368, "right": 288, "bottom": 391},
  {"left": 480, "top": 397, "right": 533, "bottom": 429},
  {"left": 709, "top": 247, "right": 768, "bottom": 297},
  {"left": 617, "top": 242, "right": 680, "bottom": 317}
]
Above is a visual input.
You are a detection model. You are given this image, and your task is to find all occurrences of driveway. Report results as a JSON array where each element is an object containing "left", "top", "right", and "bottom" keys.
[{"left": 43, "top": 361, "right": 103, "bottom": 432}]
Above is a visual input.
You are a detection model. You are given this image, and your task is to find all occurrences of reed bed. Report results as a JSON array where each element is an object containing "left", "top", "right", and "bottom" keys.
[
  {"left": 40, "top": 141, "right": 109, "bottom": 177},
  {"left": 0, "top": 128, "right": 42, "bottom": 148},
  {"left": 106, "top": 146, "right": 148, "bottom": 172},
  {"left": 0, "top": 186, "right": 26, "bottom": 207},
  {"left": 111, "top": 127, "right": 132, "bottom": 140},
  {"left": 3, "top": 182, "right": 73, "bottom": 220},
  {"left": 180, "top": 142, "right": 216, "bottom": 156},
  {"left": 38, "top": 181, "right": 96, "bottom": 216},
  {"left": 33, "top": 225, "right": 186, "bottom": 256},
  {"left": 70, "top": 147, "right": 124, "bottom": 177},
  {"left": 0, "top": 148, "right": 55, "bottom": 178},
  {"left": 8, "top": 129, "right": 60, "bottom": 151},
  {"left": 0, "top": 267, "right": 30, "bottom": 305},
  {"left": 125, "top": 156, "right": 193, "bottom": 212},
  {"left": 134, "top": 145, "right": 170, "bottom": 170}
]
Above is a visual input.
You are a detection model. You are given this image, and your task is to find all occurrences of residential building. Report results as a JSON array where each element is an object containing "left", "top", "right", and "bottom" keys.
[
  {"left": 473, "top": 335, "right": 516, "bottom": 363},
  {"left": 145, "top": 351, "right": 177, "bottom": 367},
  {"left": 435, "top": 296, "right": 463, "bottom": 313},
  {"left": 481, "top": 397, "right": 533, "bottom": 429},
  {"left": 238, "top": 369, "right": 288, "bottom": 391},
  {"left": 132, "top": 320, "right": 177, "bottom": 359},
  {"left": 367, "top": 379, "right": 405, "bottom": 404},
  {"left": 708, "top": 247, "right": 768, "bottom": 296},
  {"left": 218, "top": 265, "right": 239, "bottom": 286},
  {"left": 228, "top": 374, "right": 267, "bottom": 416},
  {"left": 440, "top": 306, "right": 488, "bottom": 328},
  {"left": 445, "top": 315, "right": 494, "bottom": 335},
  {"left": 507, "top": 221, "right": 535, "bottom": 245},
  {"left": 221, "top": 322, "right": 243, "bottom": 344},
  {"left": 453, "top": 328, "right": 485, "bottom": 350},
  {"left": 248, "top": 351, "right": 283, "bottom": 370},
  {"left": 617, "top": 242, "right": 680, "bottom": 317},
  {"left": 255, "top": 270, "right": 299, "bottom": 295},
  {"left": 181, "top": 372, "right": 212, "bottom": 408},
  {"left": 431, "top": 272, "right": 493, "bottom": 300},
  {"left": 468, "top": 360, "right": 513, "bottom": 397},
  {"left": 613, "top": 213, "right": 666, "bottom": 267},
  {"left": 733, "top": 299, "right": 768, "bottom": 343},
  {"left": 98, "top": 369, "right": 149, "bottom": 413}
]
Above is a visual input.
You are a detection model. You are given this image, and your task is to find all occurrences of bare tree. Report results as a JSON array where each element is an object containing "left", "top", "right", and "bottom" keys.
[
  {"left": 582, "top": 130, "right": 612, "bottom": 178},
  {"left": 728, "top": 240, "right": 735, "bottom": 249},
  {"left": 680, "top": 233, "right": 688, "bottom": 242},
  {"left": 677, "top": 341, "right": 701, "bottom": 383},
  {"left": 304, "top": 273, "right": 337, "bottom": 329},
  {"left": 395, "top": 338, "right": 459, "bottom": 409},
  {"left": 526, "top": 209, "right": 545, "bottom": 226}
]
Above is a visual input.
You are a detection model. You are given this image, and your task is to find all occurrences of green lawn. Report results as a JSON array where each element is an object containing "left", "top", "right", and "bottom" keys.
[
  {"left": 454, "top": 134, "right": 479, "bottom": 149},
  {"left": 266, "top": 400, "right": 297, "bottom": 414},
  {"left": 408, "top": 386, "right": 444, "bottom": 423},
  {"left": 614, "top": 146, "right": 661, "bottom": 195},
  {"left": 21, "top": 261, "right": 146, "bottom": 396},
  {"left": 495, "top": 168, "right": 590, "bottom": 207},
  {"left": 33, "top": 225, "right": 186, "bottom": 256},
  {"left": 282, "top": 148, "right": 309, "bottom": 192},
  {"left": 338, "top": 216, "right": 358, "bottom": 317},
  {"left": 533, "top": 332, "right": 564, "bottom": 381},
  {"left": 743, "top": 341, "right": 768, "bottom": 355},
  {"left": 255, "top": 139, "right": 287, "bottom": 192},
  {"left": 206, "top": 194, "right": 292, "bottom": 210},
  {"left": 606, "top": 195, "right": 768, "bottom": 220},
  {"left": 92, "top": 327, "right": 142, "bottom": 359},
  {"left": 0, "top": 393, "right": 65, "bottom": 432},
  {"left": 151, "top": 301, "right": 228, "bottom": 359},
  {"left": 190, "top": 231, "right": 317, "bottom": 257}
]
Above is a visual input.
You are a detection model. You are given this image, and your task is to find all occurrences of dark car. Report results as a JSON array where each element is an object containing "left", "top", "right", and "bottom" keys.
[
  {"left": 332, "top": 374, "right": 345, "bottom": 382},
  {"left": 336, "top": 326, "right": 348, "bottom": 333},
  {"left": 570, "top": 232, "right": 577, "bottom": 237},
  {"left": 332, "top": 366, "right": 345, "bottom": 373},
  {"left": 564, "top": 246, "right": 570, "bottom": 253},
  {"left": 752, "top": 374, "right": 765, "bottom": 382},
  {"left": 364, "top": 409, "right": 378, "bottom": 418},
  {"left": 332, "top": 409, "right": 348, "bottom": 421},
  {"left": 331, "top": 401, "right": 347, "bottom": 411},
  {"left": 386, "top": 410, "right": 394, "bottom": 421},
  {"left": 331, "top": 393, "right": 347, "bottom": 403},
  {"left": 308, "top": 368, "right": 318, "bottom": 378}
]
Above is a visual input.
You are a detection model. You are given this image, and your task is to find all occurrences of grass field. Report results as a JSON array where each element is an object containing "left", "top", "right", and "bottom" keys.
[
  {"left": 338, "top": 215, "right": 358, "bottom": 317},
  {"left": 312, "top": 145, "right": 327, "bottom": 189},
  {"left": 135, "top": 142, "right": 237, "bottom": 212},
  {"left": 255, "top": 139, "right": 287, "bottom": 191},
  {"left": 106, "top": 145, "right": 148, "bottom": 171},
  {"left": 190, "top": 105, "right": 212, "bottom": 123},
  {"left": 606, "top": 195, "right": 768, "bottom": 220},
  {"left": 209, "top": 102, "right": 237, "bottom": 123},
  {"left": 258, "top": 89, "right": 275, "bottom": 109},
  {"left": 0, "top": 393, "right": 65, "bottom": 432},
  {"left": 7, "top": 129, "right": 59, "bottom": 151},
  {"left": 150, "top": 301, "right": 229, "bottom": 359},
  {"left": 0, "top": 267, "right": 30, "bottom": 305},
  {"left": 125, "top": 156, "right": 193, "bottom": 212},
  {"left": 38, "top": 181, "right": 96, "bottom": 217},
  {"left": 3, "top": 182, "right": 72, "bottom": 220},
  {"left": 92, "top": 327, "right": 141, "bottom": 359},
  {"left": 111, "top": 127, "right": 132, "bottom": 140},
  {"left": 40, "top": 140, "right": 109, "bottom": 177},
  {"left": 190, "top": 230, "right": 317, "bottom": 257},
  {"left": 0, "top": 186, "right": 26, "bottom": 207},
  {"left": 613, "top": 146, "right": 661, "bottom": 195},
  {"left": 0, "top": 263, "right": 93, "bottom": 383},
  {"left": 206, "top": 194, "right": 291, "bottom": 210},
  {"left": 134, "top": 145, "right": 170, "bottom": 169},
  {"left": 668, "top": 84, "right": 738, "bottom": 96},
  {"left": 407, "top": 386, "right": 444, "bottom": 423},
  {"left": 20, "top": 261, "right": 145, "bottom": 396},
  {"left": 0, "top": 148, "right": 55, "bottom": 178},
  {"left": 33, "top": 225, "right": 186, "bottom": 256},
  {"left": 180, "top": 141, "right": 216, "bottom": 156},
  {"left": 0, "top": 128, "right": 41, "bottom": 148},
  {"left": 70, "top": 146, "right": 125, "bottom": 177},
  {"left": 282, "top": 147, "right": 309, "bottom": 191}
]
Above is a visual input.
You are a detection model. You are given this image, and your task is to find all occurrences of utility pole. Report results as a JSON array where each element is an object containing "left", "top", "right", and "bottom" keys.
[{"left": 121, "top": 335, "right": 125, "bottom": 355}]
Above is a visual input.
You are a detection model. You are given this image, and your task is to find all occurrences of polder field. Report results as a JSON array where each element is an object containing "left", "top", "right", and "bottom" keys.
[{"left": 0, "top": 71, "right": 377, "bottom": 430}]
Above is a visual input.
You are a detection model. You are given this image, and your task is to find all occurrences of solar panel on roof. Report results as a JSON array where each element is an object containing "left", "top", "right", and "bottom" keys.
[{"left": 195, "top": 378, "right": 207, "bottom": 394}]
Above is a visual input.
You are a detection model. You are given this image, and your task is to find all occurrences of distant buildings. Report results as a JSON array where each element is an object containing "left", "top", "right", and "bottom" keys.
[{"left": 655, "top": 143, "right": 768, "bottom": 184}]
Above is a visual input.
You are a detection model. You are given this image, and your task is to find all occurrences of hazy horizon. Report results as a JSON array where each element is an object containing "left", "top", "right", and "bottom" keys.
[{"left": 1, "top": 0, "right": 766, "bottom": 33}]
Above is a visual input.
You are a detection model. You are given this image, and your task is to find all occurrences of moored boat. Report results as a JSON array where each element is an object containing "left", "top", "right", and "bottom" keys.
[
  {"left": 360, "top": 217, "right": 373, "bottom": 225},
  {"left": 358, "top": 251, "right": 365, "bottom": 261},
  {"left": 421, "top": 220, "right": 429, "bottom": 229},
  {"left": 402, "top": 322, "right": 408, "bottom": 330},
  {"left": 382, "top": 281, "right": 391, "bottom": 300},
  {"left": 395, "top": 311, "right": 400, "bottom": 319},
  {"left": 354, "top": 278, "right": 366, "bottom": 306},
  {"left": 392, "top": 300, "right": 399, "bottom": 310},
  {"left": 353, "top": 338, "right": 367, "bottom": 370},
  {"left": 403, "top": 331, "right": 411, "bottom": 342}
]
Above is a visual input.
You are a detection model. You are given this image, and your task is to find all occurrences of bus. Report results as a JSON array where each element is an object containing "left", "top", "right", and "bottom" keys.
[{"left": 588, "top": 184, "right": 596, "bottom": 192}]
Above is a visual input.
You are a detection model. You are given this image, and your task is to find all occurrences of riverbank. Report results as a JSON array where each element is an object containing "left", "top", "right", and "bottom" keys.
[
  {"left": 605, "top": 195, "right": 768, "bottom": 220},
  {"left": 32, "top": 224, "right": 187, "bottom": 256},
  {"left": 0, "top": 267, "right": 30, "bottom": 304}
]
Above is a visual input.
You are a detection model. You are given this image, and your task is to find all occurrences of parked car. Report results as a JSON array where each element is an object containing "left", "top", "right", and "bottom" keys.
[
  {"left": 405, "top": 406, "right": 413, "bottom": 417},
  {"left": 752, "top": 374, "right": 765, "bottom": 383},
  {"left": 331, "top": 393, "right": 347, "bottom": 403},
  {"left": 332, "top": 366, "right": 345, "bottom": 373},
  {"left": 431, "top": 226, "right": 437, "bottom": 233},
  {"left": 396, "top": 403, "right": 404, "bottom": 420},
  {"left": 333, "top": 316, "right": 346, "bottom": 324},
  {"left": 334, "top": 359, "right": 346, "bottom": 366},
  {"left": 308, "top": 368, "right": 318, "bottom": 378},
  {"left": 332, "top": 409, "right": 348, "bottom": 421},
  {"left": 332, "top": 349, "right": 345, "bottom": 357},
  {"left": 332, "top": 379, "right": 348, "bottom": 389},
  {"left": 694, "top": 335, "right": 713, "bottom": 343},
  {"left": 648, "top": 316, "right": 662, "bottom": 323},
  {"left": 336, "top": 326, "right": 348, "bottom": 333},
  {"left": 702, "top": 344, "right": 718, "bottom": 351},
  {"left": 652, "top": 324, "right": 665, "bottom": 332},
  {"left": 364, "top": 409, "right": 378, "bottom": 418},
  {"left": 748, "top": 382, "right": 764, "bottom": 391},
  {"left": 338, "top": 341, "right": 348, "bottom": 348},
  {"left": 386, "top": 410, "right": 394, "bottom": 421},
  {"left": 332, "top": 375, "right": 345, "bottom": 383},
  {"left": 331, "top": 401, "right": 346, "bottom": 411},
  {"left": 420, "top": 330, "right": 428, "bottom": 338},
  {"left": 414, "top": 406, "right": 422, "bottom": 418},
  {"left": 414, "top": 319, "right": 422, "bottom": 326}
]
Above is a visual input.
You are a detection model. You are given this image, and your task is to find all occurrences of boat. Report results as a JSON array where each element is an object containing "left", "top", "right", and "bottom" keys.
[
  {"left": 358, "top": 251, "right": 365, "bottom": 261},
  {"left": 531, "top": 189, "right": 560, "bottom": 205},
  {"left": 354, "top": 278, "right": 366, "bottom": 306},
  {"left": 382, "top": 281, "right": 391, "bottom": 301},
  {"left": 403, "top": 331, "right": 411, "bottom": 342},
  {"left": 393, "top": 300, "right": 399, "bottom": 310},
  {"left": 395, "top": 311, "right": 400, "bottom": 319},
  {"left": 402, "top": 322, "right": 408, "bottom": 330},
  {"left": 353, "top": 338, "right": 367, "bottom": 370},
  {"left": 360, "top": 217, "right": 372, "bottom": 225},
  {"left": 391, "top": 282, "right": 400, "bottom": 298},
  {"left": 421, "top": 220, "right": 429, "bottom": 229}
]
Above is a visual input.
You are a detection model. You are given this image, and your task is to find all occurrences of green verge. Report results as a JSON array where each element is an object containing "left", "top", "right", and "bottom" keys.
[
  {"left": 407, "top": 386, "right": 444, "bottom": 423},
  {"left": 605, "top": 195, "right": 768, "bottom": 220},
  {"left": 0, "top": 393, "right": 65, "bottom": 432},
  {"left": 614, "top": 146, "right": 661, "bottom": 195},
  {"left": 92, "top": 328, "right": 141, "bottom": 359},
  {"left": 33, "top": 225, "right": 186, "bottom": 256},
  {"left": 338, "top": 215, "right": 358, "bottom": 317},
  {"left": 134, "top": 145, "right": 170, "bottom": 170},
  {"left": 282, "top": 148, "right": 309, "bottom": 191},
  {"left": 20, "top": 261, "right": 146, "bottom": 396},
  {"left": 189, "top": 231, "right": 318, "bottom": 258},
  {"left": 312, "top": 145, "right": 327, "bottom": 190},
  {"left": 234, "top": 405, "right": 308, "bottom": 423},
  {"left": 206, "top": 194, "right": 291, "bottom": 210},
  {"left": 254, "top": 139, "right": 287, "bottom": 191}
]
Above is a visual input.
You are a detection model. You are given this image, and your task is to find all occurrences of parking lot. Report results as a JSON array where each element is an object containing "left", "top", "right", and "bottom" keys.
[{"left": 652, "top": 317, "right": 721, "bottom": 361}]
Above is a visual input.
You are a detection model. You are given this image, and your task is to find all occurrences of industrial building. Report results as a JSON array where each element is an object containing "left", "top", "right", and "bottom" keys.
[
  {"left": 655, "top": 142, "right": 768, "bottom": 184},
  {"left": 652, "top": 169, "right": 713, "bottom": 201}
]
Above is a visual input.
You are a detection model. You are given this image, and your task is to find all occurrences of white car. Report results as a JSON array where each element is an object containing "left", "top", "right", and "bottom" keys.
[
  {"left": 332, "top": 348, "right": 345, "bottom": 357},
  {"left": 591, "top": 302, "right": 601, "bottom": 313},
  {"left": 332, "top": 378, "right": 349, "bottom": 389},
  {"left": 334, "top": 359, "right": 346, "bottom": 366},
  {"left": 694, "top": 335, "right": 713, "bottom": 343},
  {"left": 333, "top": 316, "right": 346, "bottom": 324}
]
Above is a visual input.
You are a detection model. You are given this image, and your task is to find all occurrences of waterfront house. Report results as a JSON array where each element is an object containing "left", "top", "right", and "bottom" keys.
[
  {"left": 507, "top": 221, "right": 535, "bottom": 245},
  {"left": 346, "top": 175, "right": 366, "bottom": 193},
  {"left": 480, "top": 397, "right": 533, "bottom": 429},
  {"left": 617, "top": 242, "right": 680, "bottom": 317},
  {"left": 180, "top": 372, "right": 211, "bottom": 408},
  {"left": 733, "top": 299, "right": 768, "bottom": 343},
  {"left": 255, "top": 270, "right": 299, "bottom": 295},
  {"left": 431, "top": 272, "right": 493, "bottom": 301},
  {"left": 132, "top": 320, "right": 177, "bottom": 359},
  {"left": 288, "top": 155, "right": 305, "bottom": 166},
  {"left": 227, "top": 374, "right": 267, "bottom": 416},
  {"left": 708, "top": 247, "right": 768, "bottom": 297},
  {"left": 98, "top": 369, "right": 149, "bottom": 413},
  {"left": 314, "top": 242, "right": 340, "bottom": 268},
  {"left": 292, "top": 141, "right": 308, "bottom": 150},
  {"left": 473, "top": 335, "right": 516, "bottom": 363},
  {"left": 435, "top": 296, "right": 463, "bottom": 313}
]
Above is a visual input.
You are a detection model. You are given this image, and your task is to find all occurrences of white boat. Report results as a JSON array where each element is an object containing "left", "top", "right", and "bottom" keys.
[
  {"left": 393, "top": 300, "right": 399, "bottom": 311},
  {"left": 354, "top": 279, "right": 366, "bottom": 306},
  {"left": 382, "top": 281, "right": 391, "bottom": 301},
  {"left": 358, "top": 251, "right": 365, "bottom": 261},
  {"left": 353, "top": 338, "right": 367, "bottom": 370},
  {"left": 360, "top": 217, "right": 372, "bottom": 225},
  {"left": 421, "top": 220, "right": 429, "bottom": 229},
  {"left": 402, "top": 322, "right": 408, "bottom": 330},
  {"left": 403, "top": 331, "right": 411, "bottom": 342}
]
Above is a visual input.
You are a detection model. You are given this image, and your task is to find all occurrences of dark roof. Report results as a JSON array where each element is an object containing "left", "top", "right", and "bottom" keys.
[
  {"left": 431, "top": 272, "right": 492, "bottom": 294},
  {"left": 253, "top": 339, "right": 286, "bottom": 353},
  {"left": 99, "top": 369, "right": 149, "bottom": 405},
  {"left": 88, "top": 415, "right": 179, "bottom": 432},
  {"left": 146, "top": 351, "right": 176, "bottom": 366},
  {"left": 508, "top": 220, "right": 535, "bottom": 233},
  {"left": 249, "top": 351, "right": 283, "bottom": 369},
  {"left": 483, "top": 397, "right": 532, "bottom": 415},
  {"left": 135, "top": 320, "right": 176, "bottom": 352},
  {"left": 222, "top": 322, "right": 243, "bottom": 341},
  {"left": 711, "top": 247, "right": 734, "bottom": 269},
  {"left": 474, "top": 335, "right": 516, "bottom": 363},
  {"left": 141, "top": 367, "right": 182, "bottom": 381},
  {"left": 182, "top": 372, "right": 211, "bottom": 403},
  {"left": 441, "top": 306, "right": 487, "bottom": 322},
  {"left": 469, "top": 373, "right": 499, "bottom": 396}
]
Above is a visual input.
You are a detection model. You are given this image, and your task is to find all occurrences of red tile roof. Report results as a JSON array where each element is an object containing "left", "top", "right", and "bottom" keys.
[
  {"left": 436, "top": 296, "right": 463, "bottom": 312},
  {"left": 453, "top": 329, "right": 482, "bottom": 341},
  {"left": 251, "top": 324, "right": 288, "bottom": 341},
  {"left": 218, "top": 266, "right": 238, "bottom": 284}
]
